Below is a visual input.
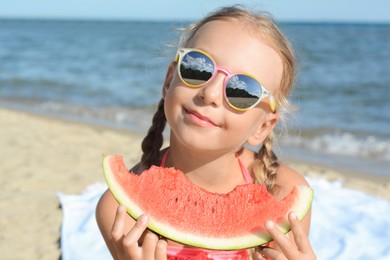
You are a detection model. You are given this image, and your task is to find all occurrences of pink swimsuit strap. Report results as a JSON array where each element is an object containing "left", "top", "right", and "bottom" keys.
[
  {"left": 160, "top": 149, "right": 253, "bottom": 184},
  {"left": 236, "top": 152, "right": 253, "bottom": 184}
]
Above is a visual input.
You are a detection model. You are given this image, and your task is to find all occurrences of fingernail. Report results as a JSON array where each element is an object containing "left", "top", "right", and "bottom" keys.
[
  {"left": 265, "top": 220, "right": 274, "bottom": 229},
  {"left": 139, "top": 214, "right": 149, "bottom": 225},
  {"left": 118, "top": 205, "right": 125, "bottom": 213},
  {"left": 290, "top": 212, "right": 297, "bottom": 220}
]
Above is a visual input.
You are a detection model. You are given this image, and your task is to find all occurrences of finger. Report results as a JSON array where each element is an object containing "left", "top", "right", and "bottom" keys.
[
  {"left": 264, "top": 220, "right": 297, "bottom": 259},
  {"left": 289, "top": 212, "right": 306, "bottom": 251},
  {"left": 141, "top": 230, "right": 159, "bottom": 259},
  {"left": 111, "top": 205, "right": 126, "bottom": 242},
  {"left": 111, "top": 205, "right": 127, "bottom": 257},
  {"left": 122, "top": 215, "right": 149, "bottom": 256},
  {"left": 259, "top": 246, "right": 286, "bottom": 260},
  {"left": 289, "top": 212, "right": 314, "bottom": 253},
  {"left": 155, "top": 238, "right": 168, "bottom": 260}
]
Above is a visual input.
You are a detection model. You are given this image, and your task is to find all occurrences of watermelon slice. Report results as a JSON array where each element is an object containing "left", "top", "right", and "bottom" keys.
[{"left": 103, "top": 154, "right": 313, "bottom": 250}]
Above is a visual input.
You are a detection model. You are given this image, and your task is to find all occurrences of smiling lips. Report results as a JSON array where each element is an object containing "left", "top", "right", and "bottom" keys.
[{"left": 185, "top": 109, "right": 219, "bottom": 128}]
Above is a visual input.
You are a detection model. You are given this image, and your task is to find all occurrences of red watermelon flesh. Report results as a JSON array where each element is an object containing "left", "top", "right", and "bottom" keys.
[{"left": 103, "top": 154, "right": 313, "bottom": 250}]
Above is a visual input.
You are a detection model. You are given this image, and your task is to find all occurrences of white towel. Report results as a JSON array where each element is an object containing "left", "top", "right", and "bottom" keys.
[
  {"left": 57, "top": 178, "right": 390, "bottom": 260},
  {"left": 308, "top": 177, "right": 390, "bottom": 260},
  {"left": 57, "top": 182, "right": 111, "bottom": 260}
]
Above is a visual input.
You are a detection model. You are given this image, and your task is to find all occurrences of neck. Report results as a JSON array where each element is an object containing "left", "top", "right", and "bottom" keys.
[{"left": 165, "top": 141, "right": 248, "bottom": 193}]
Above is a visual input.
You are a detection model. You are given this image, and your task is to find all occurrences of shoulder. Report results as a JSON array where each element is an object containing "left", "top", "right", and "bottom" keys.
[
  {"left": 270, "top": 163, "right": 310, "bottom": 199},
  {"left": 96, "top": 189, "right": 120, "bottom": 232}
]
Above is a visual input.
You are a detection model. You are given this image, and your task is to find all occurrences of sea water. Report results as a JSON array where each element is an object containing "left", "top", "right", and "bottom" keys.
[{"left": 1, "top": 19, "right": 389, "bottom": 177}]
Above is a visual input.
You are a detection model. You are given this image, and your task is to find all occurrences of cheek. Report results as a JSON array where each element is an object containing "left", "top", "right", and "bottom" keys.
[
  {"left": 164, "top": 76, "right": 181, "bottom": 103},
  {"left": 165, "top": 84, "right": 184, "bottom": 107},
  {"left": 227, "top": 110, "right": 266, "bottom": 135},
  {"left": 164, "top": 82, "right": 193, "bottom": 121},
  {"left": 165, "top": 76, "right": 198, "bottom": 106},
  {"left": 163, "top": 88, "right": 178, "bottom": 119}
]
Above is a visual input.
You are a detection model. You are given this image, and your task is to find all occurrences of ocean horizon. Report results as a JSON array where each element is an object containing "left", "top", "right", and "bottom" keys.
[{"left": 1, "top": 19, "right": 389, "bottom": 178}]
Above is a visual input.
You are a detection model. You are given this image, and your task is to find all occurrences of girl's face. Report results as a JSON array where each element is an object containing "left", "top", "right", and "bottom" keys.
[{"left": 163, "top": 19, "right": 283, "bottom": 153}]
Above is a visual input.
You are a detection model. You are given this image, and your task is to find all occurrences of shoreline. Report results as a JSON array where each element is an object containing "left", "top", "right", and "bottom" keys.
[
  {"left": 3, "top": 98, "right": 390, "bottom": 176},
  {"left": 1, "top": 107, "right": 389, "bottom": 259},
  {"left": 284, "top": 159, "right": 390, "bottom": 200}
]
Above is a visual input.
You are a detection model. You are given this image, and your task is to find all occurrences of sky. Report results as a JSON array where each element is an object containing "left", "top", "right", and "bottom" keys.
[{"left": 0, "top": 0, "right": 389, "bottom": 23}]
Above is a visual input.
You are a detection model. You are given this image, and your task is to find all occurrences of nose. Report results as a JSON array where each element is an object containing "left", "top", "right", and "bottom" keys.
[
  {"left": 197, "top": 73, "right": 225, "bottom": 107},
  {"left": 198, "top": 68, "right": 230, "bottom": 107}
]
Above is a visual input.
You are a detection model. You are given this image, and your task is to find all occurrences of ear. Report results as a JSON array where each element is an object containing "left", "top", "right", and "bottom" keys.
[
  {"left": 247, "top": 112, "right": 279, "bottom": 147},
  {"left": 162, "top": 62, "right": 176, "bottom": 98}
]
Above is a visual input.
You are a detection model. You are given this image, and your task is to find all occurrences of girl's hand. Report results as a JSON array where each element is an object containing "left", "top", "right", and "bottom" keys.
[
  {"left": 111, "top": 205, "right": 168, "bottom": 260},
  {"left": 258, "top": 212, "right": 316, "bottom": 260}
]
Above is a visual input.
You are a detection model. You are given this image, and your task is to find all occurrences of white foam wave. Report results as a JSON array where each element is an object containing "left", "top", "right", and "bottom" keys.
[{"left": 281, "top": 131, "right": 390, "bottom": 161}]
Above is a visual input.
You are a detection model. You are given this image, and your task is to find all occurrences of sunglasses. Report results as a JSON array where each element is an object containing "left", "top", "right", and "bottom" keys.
[{"left": 175, "top": 48, "right": 276, "bottom": 112}]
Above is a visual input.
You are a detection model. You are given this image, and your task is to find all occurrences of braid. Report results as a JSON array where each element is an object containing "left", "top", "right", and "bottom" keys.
[
  {"left": 251, "top": 132, "right": 279, "bottom": 191},
  {"left": 141, "top": 98, "right": 166, "bottom": 169}
]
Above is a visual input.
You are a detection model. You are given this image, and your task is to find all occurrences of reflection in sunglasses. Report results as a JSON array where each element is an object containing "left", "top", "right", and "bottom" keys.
[{"left": 176, "top": 48, "right": 276, "bottom": 111}]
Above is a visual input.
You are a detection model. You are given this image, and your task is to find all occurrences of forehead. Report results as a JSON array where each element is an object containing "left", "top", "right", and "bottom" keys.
[{"left": 188, "top": 20, "right": 283, "bottom": 93}]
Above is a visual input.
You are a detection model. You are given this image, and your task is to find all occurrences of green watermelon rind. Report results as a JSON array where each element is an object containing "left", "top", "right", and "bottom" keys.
[{"left": 103, "top": 154, "right": 314, "bottom": 250}]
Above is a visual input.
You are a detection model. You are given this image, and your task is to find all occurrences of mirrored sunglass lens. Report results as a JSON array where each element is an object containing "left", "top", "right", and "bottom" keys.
[
  {"left": 226, "top": 75, "right": 261, "bottom": 109},
  {"left": 180, "top": 51, "right": 214, "bottom": 86}
]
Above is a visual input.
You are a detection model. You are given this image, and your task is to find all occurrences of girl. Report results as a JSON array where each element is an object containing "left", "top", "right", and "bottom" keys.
[{"left": 96, "top": 6, "right": 315, "bottom": 260}]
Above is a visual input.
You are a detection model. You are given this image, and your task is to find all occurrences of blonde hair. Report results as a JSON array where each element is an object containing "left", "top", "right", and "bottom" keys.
[{"left": 141, "top": 6, "right": 296, "bottom": 190}]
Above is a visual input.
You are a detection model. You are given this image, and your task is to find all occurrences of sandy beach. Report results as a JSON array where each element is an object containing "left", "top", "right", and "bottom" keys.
[{"left": 1, "top": 107, "right": 389, "bottom": 260}]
